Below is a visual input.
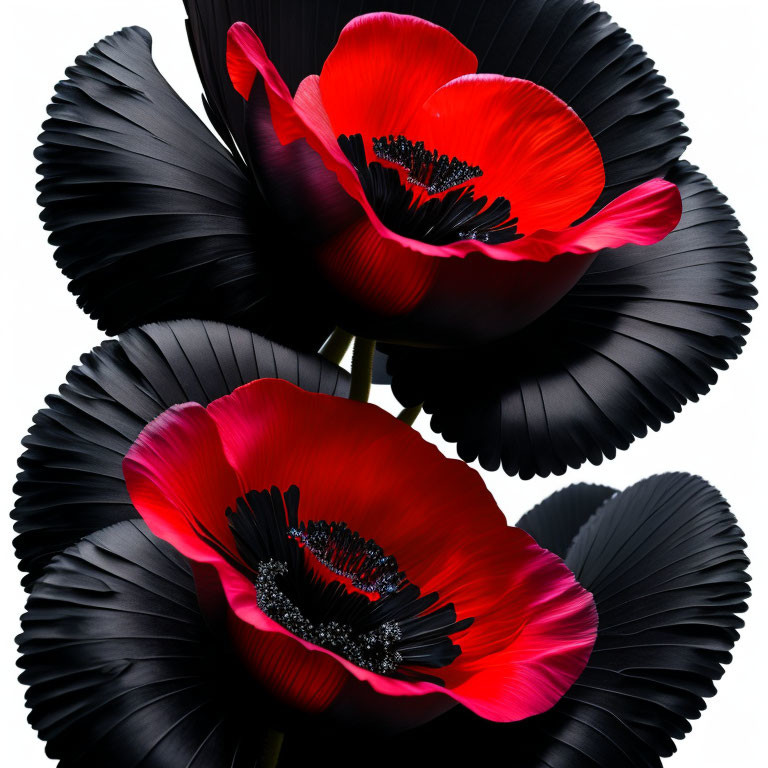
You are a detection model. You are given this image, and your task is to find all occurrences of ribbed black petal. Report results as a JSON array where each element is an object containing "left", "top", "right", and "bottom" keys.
[
  {"left": 13, "top": 319, "right": 349, "bottom": 587},
  {"left": 36, "top": 25, "right": 331, "bottom": 349},
  {"left": 184, "top": 0, "right": 688, "bottom": 204},
  {"left": 386, "top": 162, "right": 756, "bottom": 478},
  {"left": 516, "top": 483, "right": 615, "bottom": 559},
  {"left": 505, "top": 473, "right": 750, "bottom": 767},
  {"left": 289, "top": 474, "right": 749, "bottom": 767},
  {"left": 17, "top": 520, "right": 271, "bottom": 768}
]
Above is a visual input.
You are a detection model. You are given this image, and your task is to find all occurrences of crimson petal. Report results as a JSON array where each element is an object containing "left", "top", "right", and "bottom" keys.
[
  {"left": 318, "top": 13, "right": 477, "bottom": 148},
  {"left": 320, "top": 177, "right": 681, "bottom": 345},
  {"left": 404, "top": 74, "right": 604, "bottom": 233},
  {"left": 184, "top": 0, "right": 687, "bottom": 209},
  {"left": 12, "top": 319, "right": 349, "bottom": 588},
  {"left": 123, "top": 379, "right": 597, "bottom": 724}
]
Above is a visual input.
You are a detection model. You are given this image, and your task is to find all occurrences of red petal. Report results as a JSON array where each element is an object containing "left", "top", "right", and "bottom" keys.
[
  {"left": 318, "top": 179, "right": 682, "bottom": 344},
  {"left": 437, "top": 528, "right": 598, "bottom": 722},
  {"left": 204, "top": 379, "right": 505, "bottom": 567},
  {"left": 515, "top": 177, "right": 683, "bottom": 259},
  {"left": 228, "top": 610, "right": 347, "bottom": 713},
  {"left": 317, "top": 217, "right": 438, "bottom": 318},
  {"left": 206, "top": 380, "right": 597, "bottom": 720},
  {"left": 122, "top": 403, "right": 242, "bottom": 564},
  {"left": 319, "top": 13, "right": 477, "bottom": 157},
  {"left": 226, "top": 22, "right": 364, "bottom": 204},
  {"left": 405, "top": 74, "right": 605, "bottom": 233}
]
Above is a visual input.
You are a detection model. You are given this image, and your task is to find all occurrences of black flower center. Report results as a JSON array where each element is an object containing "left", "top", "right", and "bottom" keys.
[
  {"left": 202, "top": 486, "right": 472, "bottom": 682},
  {"left": 339, "top": 133, "right": 523, "bottom": 245},
  {"left": 254, "top": 560, "right": 404, "bottom": 675},
  {"left": 288, "top": 519, "right": 403, "bottom": 595},
  {"left": 372, "top": 134, "right": 484, "bottom": 195}
]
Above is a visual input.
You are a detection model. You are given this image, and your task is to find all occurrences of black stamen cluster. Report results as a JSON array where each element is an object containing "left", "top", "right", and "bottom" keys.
[
  {"left": 373, "top": 134, "right": 484, "bottom": 195},
  {"left": 208, "top": 487, "right": 473, "bottom": 682},
  {"left": 256, "top": 560, "right": 403, "bottom": 675},
  {"left": 340, "top": 134, "right": 522, "bottom": 246},
  {"left": 288, "top": 520, "right": 403, "bottom": 595}
]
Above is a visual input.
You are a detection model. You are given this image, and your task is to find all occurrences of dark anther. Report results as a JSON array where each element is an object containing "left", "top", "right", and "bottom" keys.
[
  {"left": 289, "top": 520, "right": 404, "bottom": 595},
  {"left": 203, "top": 486, "right": 474, "bottom": 682},
  {"left": 339, "top": 134, "right": 523, "bottom": 246},
  {"left": 256, "top": 560, "right": 404, "bottom": 675},
  {"left": 373, "top": 134, "right": 483, "bottom": 195}
]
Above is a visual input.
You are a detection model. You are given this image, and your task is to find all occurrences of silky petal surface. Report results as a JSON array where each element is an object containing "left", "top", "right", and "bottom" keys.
[
  {"left": 318, "top": 179, "right": 681, "bottom": 344},
  {"left": 124, "top": 379, "right": 596, "bottom": 721},
  {"left": 319, "top": 13, "right": 477, "bottom": 153},
  {"left": 406, "top": 74, "right": 604, "bottom": 232},
  {"left": 35, "top": 26, "right": 332, "bottom": 349}
]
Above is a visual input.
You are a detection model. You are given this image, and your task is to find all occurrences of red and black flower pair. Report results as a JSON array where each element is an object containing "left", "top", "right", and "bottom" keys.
[
  {"left": 35, "top": 0, "right": 755, "bottom": 477},
  {"left": 14, "top": 319, "right": 750, "bottom": 767},
  {"left": 15, "top": 1, "right": 755, "bottom": 765}
]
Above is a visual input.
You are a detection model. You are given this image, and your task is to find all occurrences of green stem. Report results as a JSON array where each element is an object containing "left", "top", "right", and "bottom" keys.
[
  {"left": 397, "top": 403, "right": 423, "bottom": 426},
  {"left": 319, "top": 327, "right": 354, "bottom": 366},
  {"left": 349, "top": 337, "right": 376, "bottom": 402},
  {"left": 261, "top": 728, "right": 284, "bottom": 768}
]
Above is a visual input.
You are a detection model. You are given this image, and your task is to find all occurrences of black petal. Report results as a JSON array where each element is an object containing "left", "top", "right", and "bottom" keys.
[
  {"left": 13, "top": 319, "right": 349, "bottom": 587},
  {"left": 516, "top": 483, "right": 615, "bottom": 559},
  {"left": 505, "top": 473, "right": 750, "bottom": 767},
  {"left": 184, "top": 0, "right": 687, "bottom": 203},
  {"left": 292, "top": 474, "right": 749, "bottom": 767},
  {"left": 386, "top": 162, "right": 756, "bottom": 478},
  {"left": 36, "top": 25, "right": 331, "bottom": 350},
  {"left": 17, "top": 520, "right": 271, "bottom": 767}
]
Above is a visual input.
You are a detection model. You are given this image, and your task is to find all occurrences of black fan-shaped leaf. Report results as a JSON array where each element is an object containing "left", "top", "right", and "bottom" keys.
[{"left": 13, "top": 319, "right": 349, "bottom": 586}]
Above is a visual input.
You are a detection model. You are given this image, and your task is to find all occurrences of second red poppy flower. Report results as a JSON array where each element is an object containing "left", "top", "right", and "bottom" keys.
[{"left": 123, "top": 378, "right": 597, "bottom": 727}]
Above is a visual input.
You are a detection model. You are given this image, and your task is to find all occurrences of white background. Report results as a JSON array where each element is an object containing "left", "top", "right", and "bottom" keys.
[{"left": 1, "top": 1, "right": 765, "bottom": 764}]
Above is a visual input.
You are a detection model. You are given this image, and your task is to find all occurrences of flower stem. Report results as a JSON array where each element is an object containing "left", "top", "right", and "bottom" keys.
[
  {"left": 319, "top": 327, "right": 354, "bottom": 366},
  {"left": 261, "top": 728, "right": 284, "bottom": 768},
  {"left": 349, "top": 337, "right": 376, "bottom": 402},
  {"left": 397, "top": 404, "right": 423, "bottom": 426}
]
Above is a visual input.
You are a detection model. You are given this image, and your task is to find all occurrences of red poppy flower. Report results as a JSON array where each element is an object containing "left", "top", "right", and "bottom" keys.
[
  {"left": 226, "top": 12, "right": 681, "bottom": 344},
  {"left": 122, "top": 377, "right": 596, "bottom": 727},
  {"left": 37, "top": 5, "right": 754, "bottom": 478}
]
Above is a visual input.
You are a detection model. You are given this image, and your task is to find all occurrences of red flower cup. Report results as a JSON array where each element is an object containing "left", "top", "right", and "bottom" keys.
[{"left": 124, "top": 378, "right": 597, "bottom": 729}]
